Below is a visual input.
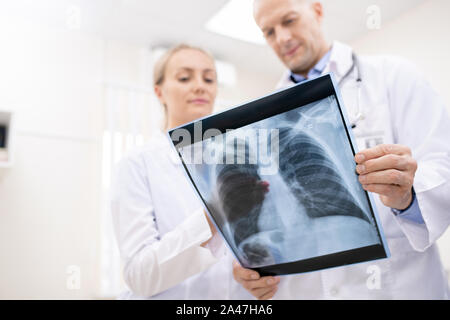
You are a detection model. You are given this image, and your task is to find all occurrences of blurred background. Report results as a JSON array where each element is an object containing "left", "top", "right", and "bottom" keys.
[{"left": 0, "top": 0, "right": 449, "bottom": 299}]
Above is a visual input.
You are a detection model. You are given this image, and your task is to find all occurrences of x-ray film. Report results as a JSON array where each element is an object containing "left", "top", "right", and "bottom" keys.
[{"left": 168, "top": 74, "right": 390, "bottom": 276}]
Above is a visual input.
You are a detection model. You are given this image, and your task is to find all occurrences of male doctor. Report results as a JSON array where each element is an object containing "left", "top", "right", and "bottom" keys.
[{"left": 232, "top": 0, "right": 450, "bottom": 299}]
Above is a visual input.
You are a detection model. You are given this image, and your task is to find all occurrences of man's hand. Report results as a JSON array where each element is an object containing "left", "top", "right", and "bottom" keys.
[
  {"left": 232, "top": 260, "right": 280, "bottom": 300},
  {"left": 355, "top": 144, "right": 418, "bottom": 210}
]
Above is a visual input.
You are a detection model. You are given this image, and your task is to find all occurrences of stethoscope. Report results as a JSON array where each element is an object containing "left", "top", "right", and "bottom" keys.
[{"left": 337, "top": 53, "right": 364, "bottom": 129}]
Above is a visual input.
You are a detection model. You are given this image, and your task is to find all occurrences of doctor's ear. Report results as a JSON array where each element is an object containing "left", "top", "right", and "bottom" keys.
[{"left": 310, "top": 2, "right": 324, "bottom": 23}]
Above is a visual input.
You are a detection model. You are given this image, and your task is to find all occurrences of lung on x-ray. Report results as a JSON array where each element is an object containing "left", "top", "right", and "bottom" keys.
[{"left": 169, "top": 74, "right": 390, "bottom": 276}]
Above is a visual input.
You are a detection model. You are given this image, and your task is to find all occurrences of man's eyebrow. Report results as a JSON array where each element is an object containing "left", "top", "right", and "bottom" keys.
[
  {"left": 261, "top": 11, "right": 299, "bottom": 32},
  {"left": 282, "top": 11, "right": 299, "bottom": 20}
]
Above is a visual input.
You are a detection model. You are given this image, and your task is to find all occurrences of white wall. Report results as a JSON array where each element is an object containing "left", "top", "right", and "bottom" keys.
[
  {"left": 350, "top": 0, "right": 450, "bottom": 278},
  {"left": 217, "top": 65, "right": 280, "bottom": 111},
  {"left": 0, "top": 15, "right": 105, "bottom": 299},
  {"left": 0, "top": 15, "right": 170, "bottom": 299},
  {"left": 351, "top": 0, "right": 450, "bottom": 111}
]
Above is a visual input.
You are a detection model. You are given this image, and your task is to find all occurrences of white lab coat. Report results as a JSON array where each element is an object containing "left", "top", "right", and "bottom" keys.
[
  {"left": 273, "top": 41, "right": 450, "bottom": 299},
  {"left": 111, "top": 130, "right": 234, "bottom": 299}
]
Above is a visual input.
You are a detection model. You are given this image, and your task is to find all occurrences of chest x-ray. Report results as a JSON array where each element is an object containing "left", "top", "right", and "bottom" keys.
[{"left": 170, "top": 75, "right": 389, "bottom": 276}]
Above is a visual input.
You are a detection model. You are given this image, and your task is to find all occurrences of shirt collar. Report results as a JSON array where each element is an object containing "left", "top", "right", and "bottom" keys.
[
  {"left": 314, "top": 49, "right": 331, "bottom": 73},
  {"left": 286, "top": 41, "right": 354, "bottom": 85},
  {"left": 290, "top": 49, "right": 332, "bottom": 83}
]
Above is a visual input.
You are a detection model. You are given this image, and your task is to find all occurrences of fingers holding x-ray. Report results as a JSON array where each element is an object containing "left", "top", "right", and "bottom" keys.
[{"left": 356, "top": 144, "right": 418, "bottom": 210}]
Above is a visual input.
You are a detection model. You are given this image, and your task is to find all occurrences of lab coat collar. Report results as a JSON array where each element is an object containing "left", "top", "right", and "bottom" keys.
[
  {"left": 324, "top": 41, "right": 354, "bottom": 81},
  {"left": 151, "top": 129, "right": 172, "bottom": 149}
]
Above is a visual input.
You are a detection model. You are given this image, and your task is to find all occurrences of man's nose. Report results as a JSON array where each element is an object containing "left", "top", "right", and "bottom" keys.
[{"left": 275, "top": 26, "right": 292, "bottom": 46}]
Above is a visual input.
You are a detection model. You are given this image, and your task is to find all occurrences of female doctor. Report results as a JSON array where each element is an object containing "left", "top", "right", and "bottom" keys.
[{"left": 111, "top": 44, "right": 233, "bottom": 299}]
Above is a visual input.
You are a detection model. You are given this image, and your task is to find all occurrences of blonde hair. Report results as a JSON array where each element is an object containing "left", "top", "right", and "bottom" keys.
[{"left": 153, "top": 44, "right": 216, "bottom": 129}]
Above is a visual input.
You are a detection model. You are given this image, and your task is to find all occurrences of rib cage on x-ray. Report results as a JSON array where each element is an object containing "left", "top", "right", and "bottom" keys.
[
  {"left": 276, "top": 127, "right": 369, "bottom": 222},
  {"left": 210, "top": 125, "right": 371, "bottom": 266}
]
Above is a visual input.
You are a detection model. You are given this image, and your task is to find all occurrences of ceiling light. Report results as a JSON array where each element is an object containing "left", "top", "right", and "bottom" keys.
[{"left": 205, "top": 0, "right": 265, "bottom": 45}]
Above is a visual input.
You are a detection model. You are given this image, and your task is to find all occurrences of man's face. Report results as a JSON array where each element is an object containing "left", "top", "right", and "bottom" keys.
[{"left": 254, "top": 0, "right": 325, "bottom": 75}]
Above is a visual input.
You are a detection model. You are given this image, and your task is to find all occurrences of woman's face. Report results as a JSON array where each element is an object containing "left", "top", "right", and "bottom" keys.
[{"left": 155, "top": 48, "right": 217, "bottom": 129}]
